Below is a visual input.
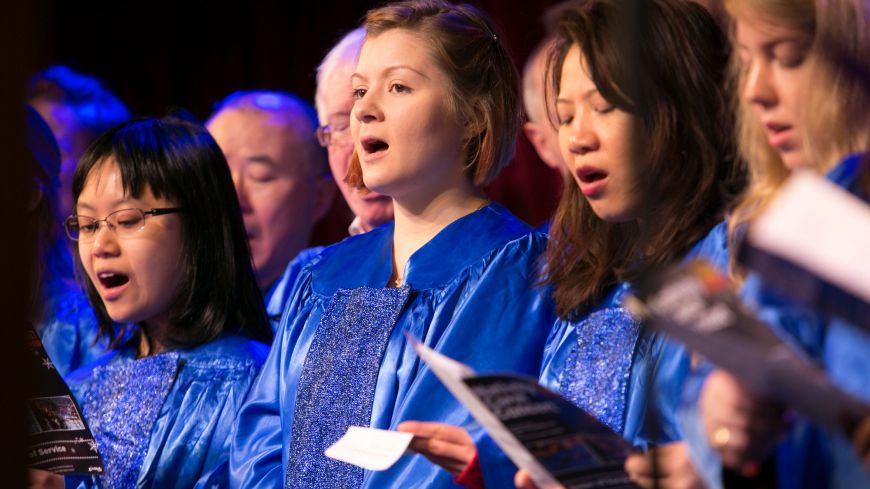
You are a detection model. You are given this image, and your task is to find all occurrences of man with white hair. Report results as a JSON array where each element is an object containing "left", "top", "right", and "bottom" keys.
[
  {"left": 521, "top": 36, "right": 566, "bottom": 174},
  {"left": 314, "top": 28, "right": 393, "bottom": 236},
  {"left": 521, "top": 36, "right": 566, "bottom": 233}
]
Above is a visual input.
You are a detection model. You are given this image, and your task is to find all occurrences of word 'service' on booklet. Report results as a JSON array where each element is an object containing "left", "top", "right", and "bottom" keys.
[
  {"left": 410, "top": 334, "right": 637, "bottom": 489},
  {"left": 741, "top": 169, "right": 870, "bottom": 332},
  {"left": 627, "top": 260, "right": 870, "bottom": 436},
  {"left": 325, "top": 426, "right": 413, "bottom": 471}
]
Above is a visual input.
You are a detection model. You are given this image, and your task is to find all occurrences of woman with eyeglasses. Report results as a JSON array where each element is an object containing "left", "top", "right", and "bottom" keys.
[{"left": 28, "top": 116, "right": 272, "bottom": 489}]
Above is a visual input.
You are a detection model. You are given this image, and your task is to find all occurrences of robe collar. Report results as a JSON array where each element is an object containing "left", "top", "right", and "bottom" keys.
[{"left": 310, "top": 202, "right": 533, "bottom": 295}]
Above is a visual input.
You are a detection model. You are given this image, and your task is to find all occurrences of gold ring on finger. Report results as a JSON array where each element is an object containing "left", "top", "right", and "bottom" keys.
[{"left": 712, "top": 426, "right": 731, "bottom": 447}]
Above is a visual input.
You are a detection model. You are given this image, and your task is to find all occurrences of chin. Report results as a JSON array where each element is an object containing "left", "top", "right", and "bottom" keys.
[
  {"left": 780, "top": 151, "right": 810, "bottom": 171},
  {"left": 104, "top": 308, "right": 136, "bottom": 325},
  {"left": 590, "top": 205, "right": 636, "bottom": 224}
]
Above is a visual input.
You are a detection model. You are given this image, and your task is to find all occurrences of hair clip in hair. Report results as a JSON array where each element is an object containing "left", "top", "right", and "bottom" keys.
[{"left": 492, "top": 33, "right": 498, "bottom": 42}]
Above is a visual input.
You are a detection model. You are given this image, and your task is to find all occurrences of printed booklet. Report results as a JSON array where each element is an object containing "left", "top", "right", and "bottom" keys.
[
  {"left": 626, "top": 260, "right": 870, "bottom": 437},
  {"left": 412, "top": 336, "right": 638, "bottom": 489},
  {"left": 27, "top": 328, "right": 104, "bottom": 475}
]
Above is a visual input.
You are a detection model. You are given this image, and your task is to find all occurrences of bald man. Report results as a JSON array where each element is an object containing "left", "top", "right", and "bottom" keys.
[{"left": 208, "top": 91, "right": 336, "bottom": 331}]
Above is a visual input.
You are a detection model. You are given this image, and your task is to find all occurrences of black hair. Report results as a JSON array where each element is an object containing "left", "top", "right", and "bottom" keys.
[{"left": 72, "top": 116, "right": 271, "bottom": 346}]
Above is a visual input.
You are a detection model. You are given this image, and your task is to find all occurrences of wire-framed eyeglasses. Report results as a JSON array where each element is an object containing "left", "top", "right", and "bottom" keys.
[
  {"left": 315, "top": 119, "right": 352, "bottom": 148},
  {"left": 64, "top": 208, "right": 183, "bottom": 242}
]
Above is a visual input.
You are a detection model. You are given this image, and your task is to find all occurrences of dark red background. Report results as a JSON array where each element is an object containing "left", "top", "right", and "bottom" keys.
[{"left": 37, "top": 0, "right": 565, "bottom": 243}]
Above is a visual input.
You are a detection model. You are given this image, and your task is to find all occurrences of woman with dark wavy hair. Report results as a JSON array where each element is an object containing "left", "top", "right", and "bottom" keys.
[
  {"left": 528, "top": 1, "right": 743, "bottom": 485},
  {"left": 402, "top": 1, "right": 744, "bottom": 488}
]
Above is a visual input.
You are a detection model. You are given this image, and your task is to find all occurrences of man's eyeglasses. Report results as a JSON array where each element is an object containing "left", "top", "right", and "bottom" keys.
[
  {"left": 64, "top": 208, "right": 183, "bottom": 242},
  {"left": 315, "top": 119, "right": 352, "bottom": 148}
]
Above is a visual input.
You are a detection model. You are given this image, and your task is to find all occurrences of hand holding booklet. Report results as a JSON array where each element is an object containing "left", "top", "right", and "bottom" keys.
[
  {"left": 625, "top": 259, "right": 870, "bottom": 437},
  {"left": 409, "top": 335, "right": 637, "bottom": 489}
]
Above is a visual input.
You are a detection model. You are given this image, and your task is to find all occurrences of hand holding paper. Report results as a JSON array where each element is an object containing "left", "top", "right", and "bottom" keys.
[{"left": 397, "top": 421, "right": 477, "bottom": 476}]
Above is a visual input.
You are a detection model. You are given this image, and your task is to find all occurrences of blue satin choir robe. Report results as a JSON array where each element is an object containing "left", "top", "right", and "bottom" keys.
[
  {"left": 540, "top": 222, "right": 730, "bottom": 448},
  {"left": 36, "top": 238, "right": 106, "bottom": 377},
  {"left": 230, "top": 203, "right": 556, "bottom": 488},
  {"left": 680, "top": 154, "right": 870, "bottom": 489},
  {"left": 265, "top": 246, "right": 324, "bottom": 334},
  {"left": 64, "top": 334, "right": 269, "bottom": 489}
]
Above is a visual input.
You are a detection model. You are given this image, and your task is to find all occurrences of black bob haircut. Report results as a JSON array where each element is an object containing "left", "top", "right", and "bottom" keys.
[{"left": 72, "top": 116, "right": 272, "bottom": 347}]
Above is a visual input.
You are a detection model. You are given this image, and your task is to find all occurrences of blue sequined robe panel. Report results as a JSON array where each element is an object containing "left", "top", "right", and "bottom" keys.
[
  {"left": 540, "top": 221, "right": 730, "bottom": 448},
  {"left": 230, "top": 203, "right": 556, "bottom": 489},
  {"left": 65, "top": 334, "right": 269, "bottom": 489}
]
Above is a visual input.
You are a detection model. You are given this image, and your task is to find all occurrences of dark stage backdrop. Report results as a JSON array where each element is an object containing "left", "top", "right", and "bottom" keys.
[{"left": 39, "top": 0, "right": 564, "bottom": 244}]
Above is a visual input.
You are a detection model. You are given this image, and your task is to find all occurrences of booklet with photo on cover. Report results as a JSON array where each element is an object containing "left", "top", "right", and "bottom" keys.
[
  {"left": 410, "top": 335, "right": 637, "bottom": 489},
  {"left": 625, "top": 260, "right": 870, "bottom": 437},
  {"left": 738, "top": 170, "right": 870, "bottom": 332},
  {"left": 26, "top": 327, "right": 104, "bottom": 475}
]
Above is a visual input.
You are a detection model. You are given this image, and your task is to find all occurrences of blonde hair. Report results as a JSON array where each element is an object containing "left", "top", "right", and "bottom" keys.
[{"left": 725, "top": 0, "right": 870, "bottom": 278}]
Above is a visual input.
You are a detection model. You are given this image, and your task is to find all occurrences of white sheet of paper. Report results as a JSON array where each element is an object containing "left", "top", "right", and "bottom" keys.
[
  {"left": 750, "top": 170, "right": 870, "bottom": 303},
  {"left": 324, "top": 426, "right": 414, "bottom": 471},
  {"left": 408, "top": 334, "right": 565, "bottom": 489}
]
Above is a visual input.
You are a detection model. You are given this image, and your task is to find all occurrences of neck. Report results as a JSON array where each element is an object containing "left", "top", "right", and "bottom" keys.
[
  {"left": 138, "top": 318, "right": 173, "bottom": 357},
  {"left": 389, "top": 184, "right": 488, "bottom": 287}
]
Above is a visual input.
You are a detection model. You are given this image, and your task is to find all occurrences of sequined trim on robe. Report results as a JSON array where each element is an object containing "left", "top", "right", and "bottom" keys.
[
  {"left": 286, "top": 285, "right": 411, "bottom": 488},
  {"left": 559, "top": 307, "right": 641, "bottom": 434},
  {"left": 79, "top": 353, "right": 180, "bottom": 489}
]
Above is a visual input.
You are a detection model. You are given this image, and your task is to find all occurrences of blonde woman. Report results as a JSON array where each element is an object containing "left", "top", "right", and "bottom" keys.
[{"left": 691, "top": 1, "right": 870, "bottom": 487}]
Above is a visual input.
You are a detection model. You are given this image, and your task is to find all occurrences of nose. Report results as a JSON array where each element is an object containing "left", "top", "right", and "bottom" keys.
[
  {"left": 90, "top": 222, "right": 120, "bottom": 258},
  {"left": 565, "top": 112, "right": 600, "bottom": 156},
  {"left": 743, "top": 60, "right": 777, "bottom": 109},
  {"left": 353, "top": 91, "right": 384, "bottom": 124}
]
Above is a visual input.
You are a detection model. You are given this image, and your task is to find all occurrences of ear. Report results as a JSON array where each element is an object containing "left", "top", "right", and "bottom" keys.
[
  {"left": 27, "top": 178, "right": 45, "bottom": 213},
  {"left": 523, "top": 121, "right": 563, "bottom": 171},
  {"left": 523, "top": 121, "right": 544, "bottom": 150},
  {"left": 312, "top": 175, "right": 339, "bottom": 222},
  {"left": 461, "top": 100, "right": 488, "bottom": 141}
]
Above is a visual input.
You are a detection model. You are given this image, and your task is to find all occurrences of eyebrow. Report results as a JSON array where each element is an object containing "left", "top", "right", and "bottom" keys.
[
  {"left": 556, "top": 87, "right": 600, "bottom": 104},
  {"left": 351, "top": 65, "right": 430, "bottom": 82},
  {"left": 246, "top": 155, "right": 277, "bottom": 166},
  {"left": 736, "top": 34, "right": 811, "bottom": 52},
  {"left": 75, "top": 198, "right": 134, "bottom": 213}
]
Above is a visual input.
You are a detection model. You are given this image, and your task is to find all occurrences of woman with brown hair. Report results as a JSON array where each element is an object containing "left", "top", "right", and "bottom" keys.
[{"left": 228, "top": 1, "right": 555, "bottom": 487}]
